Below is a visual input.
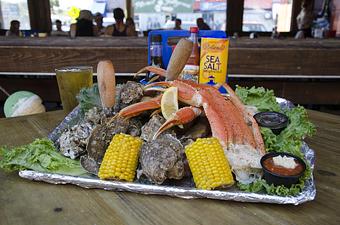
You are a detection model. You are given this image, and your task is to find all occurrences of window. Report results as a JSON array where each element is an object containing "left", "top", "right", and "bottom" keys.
[
  {"left": 0, "top": 0, "right": 30, "bottom": 29},
  {"left": 50, "top": 0, "right": 126, "bottom": 31},
  {"left": 133, "top": 0, "right": 227, "bottom": 33},
  {"left": 242, "top": 0, "right": 293, "bottom": 32}
]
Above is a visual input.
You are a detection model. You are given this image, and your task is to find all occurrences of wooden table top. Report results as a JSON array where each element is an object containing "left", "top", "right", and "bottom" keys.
[{"left": 0, "top": 110, "right": 339, "bottom": 225}]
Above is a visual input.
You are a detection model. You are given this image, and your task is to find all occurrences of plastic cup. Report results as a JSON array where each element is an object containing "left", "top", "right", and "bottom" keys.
[{"left": 56, "top": 66, "right": 93, "bottom": 113}]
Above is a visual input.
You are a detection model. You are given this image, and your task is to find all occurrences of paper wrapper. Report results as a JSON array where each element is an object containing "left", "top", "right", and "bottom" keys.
[{"left": 20, "top": 97, "right": 316, "bottom": 205}]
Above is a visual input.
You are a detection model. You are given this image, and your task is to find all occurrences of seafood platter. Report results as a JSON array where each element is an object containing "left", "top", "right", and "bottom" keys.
[{"left": 0, "top": 40, "right": 316, "bottom": 205}]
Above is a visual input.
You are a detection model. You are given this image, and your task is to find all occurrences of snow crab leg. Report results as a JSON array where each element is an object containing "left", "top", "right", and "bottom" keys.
[
  {"left": 134, "top": 66, "right": 166, "bottom": 78},
  {"left": 144, "top": 80, "right": 252, "bottom": 150},
  {"left": 222, "top": 83, "right": 265, "bottom": 154},
  {"left": 144, "top": 80, "right": 203, "bottom": 107},
  {"left": 153, "top": 106, "right": 202, "bottom": 139},
  {"left": 118, "top": 95, "right": 162, "bottom": 119}
]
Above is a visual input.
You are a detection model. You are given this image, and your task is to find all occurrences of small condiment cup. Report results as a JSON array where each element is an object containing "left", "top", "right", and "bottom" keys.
[
  {"left": 254, "top": 111, "right": 289, "bottom": 135},
  {"left": 260, "top": 152, "right": 306, "bottom": 187}
]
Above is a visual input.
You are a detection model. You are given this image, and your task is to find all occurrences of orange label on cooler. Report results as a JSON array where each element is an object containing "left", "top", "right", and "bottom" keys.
[{"left": 199, "top": 38, "right": 229, "bottom": 85}]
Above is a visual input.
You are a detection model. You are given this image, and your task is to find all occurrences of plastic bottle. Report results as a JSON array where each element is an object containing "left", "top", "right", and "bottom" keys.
[{"left": 180, "top": 27, "right": 200, "bottom": 83}]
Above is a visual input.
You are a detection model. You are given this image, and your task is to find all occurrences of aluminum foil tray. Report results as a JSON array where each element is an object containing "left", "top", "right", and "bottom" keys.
[{"left": 19, "top": 97, "right": 316, "bottom": 205}]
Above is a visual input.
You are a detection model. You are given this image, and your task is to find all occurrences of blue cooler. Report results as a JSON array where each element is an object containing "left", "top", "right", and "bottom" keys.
[
  {"left": 147, "top": 30, "right": 228, "bottom": 93},
  {"left": 147, "top": 30, "right": 227, "bottom": 68}
]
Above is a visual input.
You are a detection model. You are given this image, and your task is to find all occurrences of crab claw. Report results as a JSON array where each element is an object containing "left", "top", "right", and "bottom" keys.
[
  {"left": 144, "top": 81, "right": 171, "bottom": 89},
  {"left": 145, "top": 80, "right": 202, "bottom": 107},
  {"left": 134, "top": 66, "right": 166, "bottom": 78},
  {"left": 118, "top": 95, "right": 162, "bottom": 119},
  {"left": 153, "top": 106, "right": 202, "bottom": 140}
]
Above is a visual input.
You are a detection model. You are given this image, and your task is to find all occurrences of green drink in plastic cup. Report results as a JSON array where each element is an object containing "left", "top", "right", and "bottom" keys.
[{"left": 56, "top": 66, "right": 93, "bottom": 113}]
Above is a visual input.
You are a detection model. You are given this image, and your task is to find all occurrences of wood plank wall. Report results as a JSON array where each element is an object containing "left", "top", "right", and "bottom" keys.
[
  {"left": 0, "top": 37, "right": 339, "bottom": 75},
  {"left": 0, "top": 37, "right": 339, "bottom": 105}
]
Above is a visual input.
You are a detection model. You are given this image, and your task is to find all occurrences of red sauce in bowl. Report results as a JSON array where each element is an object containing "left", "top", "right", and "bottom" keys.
[{"left": 263, "top": 157, "right": 304, "bottom": 176}]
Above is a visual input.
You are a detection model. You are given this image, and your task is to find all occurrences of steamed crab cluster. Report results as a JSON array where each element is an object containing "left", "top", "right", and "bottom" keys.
[
  {"left": 58, "top": 79, "right": 265, "bottom": 185},
  {"left": 57, "top": 81, "right": 194, "bottom": 184}
]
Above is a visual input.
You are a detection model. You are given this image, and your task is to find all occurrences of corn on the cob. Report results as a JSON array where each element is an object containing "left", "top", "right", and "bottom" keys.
[
  {"left": 98, "top": 133, "right": 142, "bottom": 182},
  {"left": 185, "top": 137, "right": 234, "bottom": 190}
]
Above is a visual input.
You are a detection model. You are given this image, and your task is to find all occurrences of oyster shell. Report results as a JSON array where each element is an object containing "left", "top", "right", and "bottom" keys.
[
  {"left": 120, "top": 81, "right": 144, "bottom": 105},
  {"left": 140, "top": 114, "right": 175, "bottom": 142},
  {"left": 139, "top": 134, "right": 185, "bottom": 184},
  {"left": 57, "top": 107, "right": 103, "bottom": 159},
  {"left": 128, "top": 118, "right": 143, "bottom": 137},
  {"left": 114, "top": 81, "right": 144, "bottom": 112},
  {"left": 84, "top": 107, "right": 106, "bottom": 124},
  {"left": 58, "top": 122, "right": 93, "bottom": 159},
  {"left": 183, "top": 118, "right": 210, "bottom": 140},
  {"left": 81, "top": 116, "right": 129, "bottom": 174}
]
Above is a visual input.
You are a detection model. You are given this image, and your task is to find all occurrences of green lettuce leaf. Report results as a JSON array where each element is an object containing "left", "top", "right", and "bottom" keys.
[
  {"left": 238, "top": 166, "right": 311, "bottom": 196},
  {"left": 235, "top": 86, "right": 316, "bottom": 196},
  {"left": 235, "top": 86, "right": 281, "bottom": 112},
  {"left": 0, "top": 138, "right": 87, "bottom": 176},
  {"left": 260, "top": 106, "right": 316, "bottom": 159},
  {"left": 76, "top": 83, "right": 102, "bottom": 113}
]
